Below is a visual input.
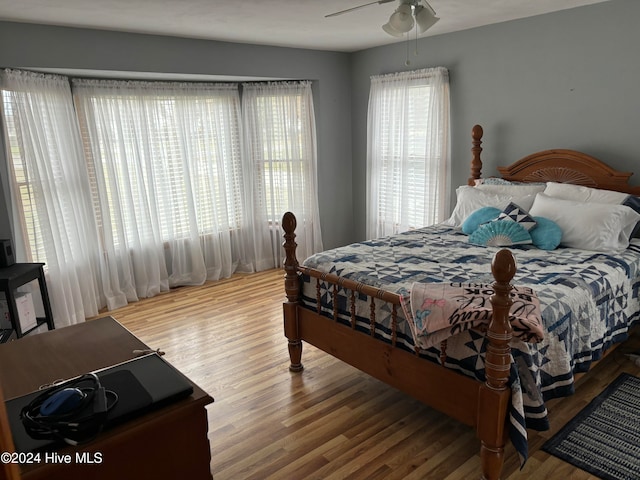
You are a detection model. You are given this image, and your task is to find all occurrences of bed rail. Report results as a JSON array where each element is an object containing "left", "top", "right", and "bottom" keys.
[{"left": 298, "top": 265, "right": 401, "bottom": 342}]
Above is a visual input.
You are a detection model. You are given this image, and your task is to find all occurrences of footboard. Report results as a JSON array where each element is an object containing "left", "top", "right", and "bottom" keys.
[{"left": 282, "top": 212, "right": 515, "bottom": 480}]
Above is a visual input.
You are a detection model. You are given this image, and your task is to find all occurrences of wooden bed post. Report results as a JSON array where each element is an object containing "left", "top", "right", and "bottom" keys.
[
  {"left": 478, "top": 249, "right": 515, "bottom": 480},
  {"left": 282, "top": 212, "right": 304, "bottom": 372},
  {"left": 468, "top": 124, "right": 484, "bottom": 186}
]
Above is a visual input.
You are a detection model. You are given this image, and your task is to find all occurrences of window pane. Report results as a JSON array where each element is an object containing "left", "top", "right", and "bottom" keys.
[
  {"left": 367, "top": 67, "right": 450, "bottom": 238},
  {"left": 74, "top": 85, "right": 245, "bottom": 247}
]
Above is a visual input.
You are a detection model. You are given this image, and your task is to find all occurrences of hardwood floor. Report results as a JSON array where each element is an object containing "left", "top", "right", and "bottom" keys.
[{"left": 98, "top": 268, "right": 640, "bottom": 479}]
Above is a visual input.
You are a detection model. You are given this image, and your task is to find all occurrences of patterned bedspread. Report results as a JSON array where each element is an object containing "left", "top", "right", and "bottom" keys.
[{"left": 300, "top": 224, "right": 640, "bottom": 463}]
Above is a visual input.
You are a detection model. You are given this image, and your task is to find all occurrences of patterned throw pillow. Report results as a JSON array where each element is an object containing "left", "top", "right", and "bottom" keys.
[{"left": 494, "top": 202, "right": 537, "bottom": 231}]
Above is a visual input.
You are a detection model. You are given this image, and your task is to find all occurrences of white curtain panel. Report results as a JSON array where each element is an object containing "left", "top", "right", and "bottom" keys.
[
  {"left": 0, "top": 69, "right": 102, "bottom": 325},
  {"left": 242, "top": 81, "right": 323, "bottom": 265},
  {"left": 1, "top": 72, "right": 324, "bottom": 322},
  {"left": 366, "top": 67, "right": 451, "bottom": 239},
  {"left": 72, "top": 79, "right": 257, "bottom": 309}
]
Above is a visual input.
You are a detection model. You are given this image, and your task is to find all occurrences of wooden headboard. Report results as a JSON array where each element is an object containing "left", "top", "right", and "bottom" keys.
[{"left": 468, "top": 124, "right": 640, "bottom": 195}]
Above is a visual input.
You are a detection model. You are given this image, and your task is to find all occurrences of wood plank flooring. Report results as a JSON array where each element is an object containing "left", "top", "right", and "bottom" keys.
[{"left": 97, "top": 268, "right": 640, "bottom": 479}]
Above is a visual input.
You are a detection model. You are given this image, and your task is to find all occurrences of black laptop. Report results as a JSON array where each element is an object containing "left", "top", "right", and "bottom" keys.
[{"left": 5, "top": 353, "right": 194, "bottom": 452}]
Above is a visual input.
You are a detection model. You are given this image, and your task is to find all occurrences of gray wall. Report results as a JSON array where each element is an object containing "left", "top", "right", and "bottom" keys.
[
  {"left": 351, "top": 0, "right": 640, "bottom": 240},
  {"left": 0, "top": 22, "right": 354, "bottom": 250},
  {"left": 1, "top": 0, "right": 639, "bottom": 250}
]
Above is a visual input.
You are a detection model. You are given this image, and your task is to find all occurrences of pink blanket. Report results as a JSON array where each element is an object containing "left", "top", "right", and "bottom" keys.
[{"left": 400, "top": 282, "right": 544, "bottom": 350}]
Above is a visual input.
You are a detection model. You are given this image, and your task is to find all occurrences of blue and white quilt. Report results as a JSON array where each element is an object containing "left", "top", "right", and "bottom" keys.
[{"left": 300, "top": 224, "right": 640, "bottom": 464}]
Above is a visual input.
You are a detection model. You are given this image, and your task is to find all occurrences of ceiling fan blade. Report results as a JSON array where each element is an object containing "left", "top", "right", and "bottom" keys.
[
  {"left": 325, "top": 0, "right": 395, "bottom": 18},
  {"left": 419, "top": 0, "right": 437, "bottom": 15}
]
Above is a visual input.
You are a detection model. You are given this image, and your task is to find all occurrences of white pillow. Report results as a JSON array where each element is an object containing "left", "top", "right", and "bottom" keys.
[
  {"left": 528, "top": 193, "right": 640, "bottom": 252},
  {"left": 543, "top": 182, "right": 628, "bottom": 204},
  {"left": 476, "top": 183, "right": 546, "bottom": 197},
  {"left": 444, "top": 186, "right": 537, "bottom": 227}
]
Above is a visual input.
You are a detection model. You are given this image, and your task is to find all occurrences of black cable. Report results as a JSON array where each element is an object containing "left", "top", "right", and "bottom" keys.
[{"left": 20, "top": 373, "right": 119, "bottom": 446}]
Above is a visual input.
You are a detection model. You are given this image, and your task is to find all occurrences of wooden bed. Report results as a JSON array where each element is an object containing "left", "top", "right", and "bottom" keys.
[{"left": 281, "top": 124, "right": 640, "bottom": 480}]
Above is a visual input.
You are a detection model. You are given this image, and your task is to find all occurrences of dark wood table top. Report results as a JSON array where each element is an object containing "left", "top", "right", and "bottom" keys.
[
  {"left": 0, "top": 263, "right": 46, "bottom": 290},
  {"left": 0, "top": 316, "right": 209, "bottom": 403}
]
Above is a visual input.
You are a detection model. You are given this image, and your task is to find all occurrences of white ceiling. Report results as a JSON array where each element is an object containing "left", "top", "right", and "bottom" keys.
[{"left": 0, "top": 0, "right": 610, "bottom": 53}]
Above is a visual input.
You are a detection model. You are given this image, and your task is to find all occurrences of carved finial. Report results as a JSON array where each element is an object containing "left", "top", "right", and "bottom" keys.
[
  {"left": 472, "top": 124, "right": 483, "bottom": 141},
  {"left": 491, "top": 249, "right": 517, "bottom": 284},
  {"left": 282, "top": 211, "right": 297, "bottom": 235}
]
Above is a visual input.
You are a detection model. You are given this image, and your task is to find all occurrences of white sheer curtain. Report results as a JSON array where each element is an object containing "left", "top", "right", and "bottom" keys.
[
  {"left": 72, "top": 79, "right": 255, "bottom": 309},
  {"left": 366, "top": 67, "right": 450, "bottom": 239},
  {"left": 0, "top": 69, "right": 102, "bottom": 326},
  {"left": 1, "top": 72, "right": 324, "bottom": 322},
  {"left": 242, "top": 81, "right": 323, "bottom": 265}
]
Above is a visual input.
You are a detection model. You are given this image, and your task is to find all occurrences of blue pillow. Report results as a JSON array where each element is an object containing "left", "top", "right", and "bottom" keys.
[
  {"left": 529, "top": 216, "right": 562, "bottom": 250},
  {"left": 461, "top": 207, "right": 501, "bottom": 234}
]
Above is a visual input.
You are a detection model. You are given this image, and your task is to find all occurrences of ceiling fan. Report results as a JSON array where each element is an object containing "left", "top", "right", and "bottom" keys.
[{"left": 326, "top": 0, "right": 440, "bottom": 37}]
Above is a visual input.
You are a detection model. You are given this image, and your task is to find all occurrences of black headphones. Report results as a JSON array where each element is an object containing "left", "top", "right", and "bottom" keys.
[{"left": 20, "top": 373, "right": 118, "bottom": 446}]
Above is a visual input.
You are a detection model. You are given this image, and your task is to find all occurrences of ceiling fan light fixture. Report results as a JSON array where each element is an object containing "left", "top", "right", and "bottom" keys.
[
  {"left": 329, "top": 0, "right": 442, "bottom": 39},
  {"left": 382, "top": 21, "right": 405, "bottom": 37},
  {"left": 415, "top": 3, "right": 440, "bottom": 34},
  {"left": 388, "top": 4, "right": 414, "bottom": 33}
]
